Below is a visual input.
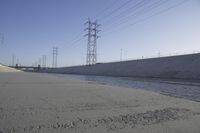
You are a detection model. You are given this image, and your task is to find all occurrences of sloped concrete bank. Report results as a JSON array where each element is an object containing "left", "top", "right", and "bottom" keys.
[
  {"left": 43, "top": 53, "right": 200, "bottom": 80},
  {"left": 0, "top": 64, "right": 21, "bottom": 72}
]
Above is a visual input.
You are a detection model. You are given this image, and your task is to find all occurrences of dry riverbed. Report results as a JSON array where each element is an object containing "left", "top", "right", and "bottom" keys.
[{"left": 0, "top": 70, "right": 200, "bottom": 133}]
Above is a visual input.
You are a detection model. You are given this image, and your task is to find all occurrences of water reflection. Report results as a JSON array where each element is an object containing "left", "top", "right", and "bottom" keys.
[{"left": 51, "top": 74, "right": 200, "bottom": 102}]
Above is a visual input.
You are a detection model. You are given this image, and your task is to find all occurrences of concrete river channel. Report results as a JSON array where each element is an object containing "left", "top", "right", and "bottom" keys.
[{"left": 49, "top": 73, "right": 200, "bottom": 102}]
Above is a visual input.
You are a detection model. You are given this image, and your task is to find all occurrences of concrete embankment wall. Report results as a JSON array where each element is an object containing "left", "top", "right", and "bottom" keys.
[
  {"left": 0, "top": 64, "right": 21, "bottom": 72},
  {"left": 43, "top": 53, "right": 200, "bottom": 80}
]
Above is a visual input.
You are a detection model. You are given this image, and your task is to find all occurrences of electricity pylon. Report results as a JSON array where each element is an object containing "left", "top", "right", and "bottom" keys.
[{"left": 84, "top": 18, "right": 100, "bottom": 65}]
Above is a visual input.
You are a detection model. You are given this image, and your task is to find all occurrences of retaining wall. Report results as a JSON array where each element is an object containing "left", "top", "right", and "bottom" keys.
[{"left": 43, "top": 53, "right": 200, "bottom": 80}]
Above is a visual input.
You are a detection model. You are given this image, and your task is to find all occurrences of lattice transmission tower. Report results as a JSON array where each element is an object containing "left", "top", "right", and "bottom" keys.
[{"left": 84, "top": 18, "right": 100, "bottom": 65}]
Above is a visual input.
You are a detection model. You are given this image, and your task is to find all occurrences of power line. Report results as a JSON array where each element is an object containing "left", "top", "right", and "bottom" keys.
[
  {"left": 102, "top": 0, "right": 166, "bottom": 28},
  {"left": 66, "top": 0, "right": 157, "bottom": 52},
  {"left": 101, "top": 0, "right": 150, "bottom": 25},
  {"left": 66, "top": 30, "right": 85, "bottom": 46},
  {"left": 54, "top": 0, "right": 188, "bottom": 66},
  {"left": 115, "top": 0, "right": 168, "bottom": 25},
  {"left": 94, "top": 0, "right": 120, "bottom": 19},
  {"left": 98, "top": 0, "right": 134, "bottom": 21},
  {"left": 61, "top": 30, "right": 85, "bottom": 50},
  {"left": 60, "top": 0, "right": 165, "bottom": 49},
  {"left": 102, "top": 0, "right": 168, "bottom": 33},
  {"left": 67, "top": 37, "right": 84, "bottom": 48},
  {"left": 64, "top": 0, "right": 133, "bottom": 50},
  {"left": 102, "top": 0, "right": 189, "bottom": 37}
]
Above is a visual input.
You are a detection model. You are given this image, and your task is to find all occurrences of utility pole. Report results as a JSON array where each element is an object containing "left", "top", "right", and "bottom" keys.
[
  {"left": 16, "top": 58, "right": 19, "bottom": 66},
  {"left": 38, "top": 58, "right": 41, "bottom": 66},
  {"left": 42, "top": 55, "right": 46, "bottom": 68},
  {"left": 120, "top": 49, "right": 122, "bottom": 61},
  {"left": 12, "top": 54, "right": 15, "bottom": 66},
  {"left": 84, "top": 18, "right": 100, "bottom": 65},
  {"left": 158, "top": 51, "right": 161, "bottom": 57},
  {"left": 52, "top": 47, "right": 58, "bottom": 68}
]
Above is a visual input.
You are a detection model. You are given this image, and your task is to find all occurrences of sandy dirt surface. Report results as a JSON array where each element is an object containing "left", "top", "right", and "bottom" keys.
[{"left": 0, "top": 71, "right": 200, "bottom": 133}]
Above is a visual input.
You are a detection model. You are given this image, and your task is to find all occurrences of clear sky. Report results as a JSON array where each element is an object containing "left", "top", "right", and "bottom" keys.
[{"left": 0, "top": 0, "right": 200, "bottom": 67}]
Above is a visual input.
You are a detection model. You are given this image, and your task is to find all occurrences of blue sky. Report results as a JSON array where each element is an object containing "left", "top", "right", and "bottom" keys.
[{"left": 0, "top": 0, "right": 200, "bottom": 67}]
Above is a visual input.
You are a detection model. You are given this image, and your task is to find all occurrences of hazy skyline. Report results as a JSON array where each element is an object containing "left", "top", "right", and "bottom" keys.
[{"left": 0, "top": 0, "right": 200, "bottom": 67}]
